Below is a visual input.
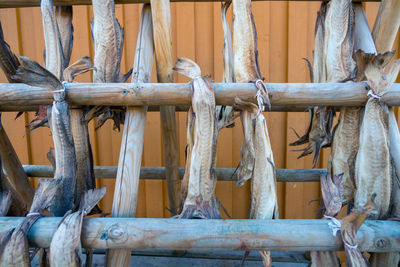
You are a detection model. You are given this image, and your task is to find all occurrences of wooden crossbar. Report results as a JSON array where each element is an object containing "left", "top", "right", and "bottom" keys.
[
  {"left": 1, "top": 82, "right": 400, "bottom": 107},
  {"left": 0, "top": 0, "right": 381, "bottom": 8},
  {"left": 23, "top": 165, "right": 325, "bottom": 182},
  {"left": 0, "top": 218, "right": 392, "bottom": 251}
]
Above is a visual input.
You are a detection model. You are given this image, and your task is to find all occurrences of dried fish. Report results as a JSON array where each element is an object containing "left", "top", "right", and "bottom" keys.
[
  {"left": 341, "top": 195, "right": 375, "bottom": 267},
  {"left": 174, "top": 57, "right": 220, "bottom": 219},
  {"left": 290, "top": 3, "right": 335, "bottom": 167},
  {"left": 63, "top": 57, "right": 100, "bottom": 213},
  {"left": 50, "top": 187, "right": 106, "bottom": 267},
  {"left": 88, "top": 0, "right": 132, "bottom": 130},
  {"left": 55, "top": 6, "right": 73, "bottom": 68},
  {"left": 0, "top": 22, "right": 20, "bottom": 83},
  {"left": 0, "top": 178, "right": 60, "bottom": 267},
  {"left": 232, "top": 0, "right": 277, "bottom": 265},
  {"left": 12, "top": 56, "right": 76, "bottom": 216},
  {"left": 354, "top": 51, "right": 400, "bottom": 219},
  {"left": 310, "top": 173, "right": 342, "bottom": 267}
]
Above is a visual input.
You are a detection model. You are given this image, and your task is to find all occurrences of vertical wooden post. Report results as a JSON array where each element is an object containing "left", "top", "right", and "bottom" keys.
[
  {"left": 150, "top": 0, "right": 181, "bottom": 215},
  {"left": 106, "top": 4, "right": 154, "bottom": 267}
]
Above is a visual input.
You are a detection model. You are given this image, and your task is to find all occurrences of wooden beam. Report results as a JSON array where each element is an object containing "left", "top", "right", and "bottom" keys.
[
  {"left": 0, "top": 0, "right": 381, "bottom": 8},
  {"left": 0, "top": 218, "right": 390, "bottom": 251},
  {"left": 1, "top": 82, "right": 400, "bottom": 107},
  {"left": 23, "top": 164, "right": 325, "bottom": 182}
]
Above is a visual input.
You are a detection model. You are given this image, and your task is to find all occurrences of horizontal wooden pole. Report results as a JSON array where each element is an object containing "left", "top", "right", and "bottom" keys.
[
  {"left": 1, "top": 82, "right": 400, "bottom": 107},
  {"left": 23, "top": 165, "right": 325, "bottom": 182},
  {"left": 0, "top": 0, "right": 380, "bottom": 8},
  {"left": 0, "top": 105, "right": 309, "bottom": 112},
  {"left": 0, "top": 218, "right": 395, "bottom": 251}
]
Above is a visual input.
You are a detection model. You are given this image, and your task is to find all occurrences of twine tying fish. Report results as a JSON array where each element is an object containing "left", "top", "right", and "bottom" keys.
[
  {"left": 323, "top": 214, "right": 341, "bottom": 236},
  {"left": 345, "top": 242, "right": 358, "bottom": 249},
  {"left": 253, "top": 79, "right": 270, "bottom": 116},
  {"left": 367, "top": 89, "right": 381, "bottom": 99}
]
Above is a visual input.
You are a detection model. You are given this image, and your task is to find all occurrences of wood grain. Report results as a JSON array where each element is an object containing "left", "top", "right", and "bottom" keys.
[
  {"left": 0, "top": 217, "right": 389, "bottom": 251},
  {"left": 106, "top": 4, "right": 153, "bottom": 267}
]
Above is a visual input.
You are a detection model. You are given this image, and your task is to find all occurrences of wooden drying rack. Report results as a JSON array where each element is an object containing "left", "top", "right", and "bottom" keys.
[{"left": 0, "top": 0, "right": 399, "bottom": 264}]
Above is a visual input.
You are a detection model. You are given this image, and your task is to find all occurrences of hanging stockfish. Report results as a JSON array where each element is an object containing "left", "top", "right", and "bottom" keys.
[
  {"left": 232, "top": 0, "right": 277, "bottom": 265},
  {"left": 0, "top": 178, "right": 60, "bottom": 267},
  {"left": 354, "top": 51, "right": 400, "bottom": 218},
  {"left": 325, "top": 0, "right": 359, "bottom": 204},
  {"left": 310, "top": 173, "right": 342, "bottom": 266},
  {"left": 341, "top": 195, "right": 376, "bottom": 267},
  {"left": 55, "top": 6, "right": 73, "bottom": 68},
  {"left": 86, "top": 0, "right": 132, "bottom": 130},
  {"left": 49, "top": 188, "right": 106, "bottom": 267},
  {"left": 174, "top": 57, "right": 220, "bottom": 219},
  {"left": 64, "top": 58, "right": 99, "bottom": 212},
  {"left": 290, "top": 3, "right": 335, "bottom": 167}
]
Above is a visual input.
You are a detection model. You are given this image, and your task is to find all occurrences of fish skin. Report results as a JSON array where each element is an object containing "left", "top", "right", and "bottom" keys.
[
  {"left": 0, "top": 22, "right": 20, "bottom": 82},
  {"left": 48, "top": 101, "right": 76, "bottom": 216},
  {"left": 50, "top": 188, "right": 106, "bottom": 267},
  {"left": 174, "top": 58, "right": 220, "bottom": 219},
  {"left": 355, "top": 54, "right": 400, "bottom": 220},
  {"left": 0, "top": 178, "right": 60, "bottom": 267},
  {"left": 55, "top": 6, "right": 73, "bottom": 68},
  {"left": 41, "top": 0, "right": 65, "bottom": 80},
  {"left": 232, "top": 0, "right": 276, "bottom": 265}
]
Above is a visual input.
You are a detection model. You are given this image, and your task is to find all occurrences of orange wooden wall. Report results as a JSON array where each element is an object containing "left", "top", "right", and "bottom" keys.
[{"left": 0, "top": 2, "right": 398, "bottom": 219}]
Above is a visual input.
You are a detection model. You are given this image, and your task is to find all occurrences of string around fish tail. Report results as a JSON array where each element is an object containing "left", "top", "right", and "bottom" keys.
[{"left": 252, "top": 79, "right": 270, "bottom": 115}]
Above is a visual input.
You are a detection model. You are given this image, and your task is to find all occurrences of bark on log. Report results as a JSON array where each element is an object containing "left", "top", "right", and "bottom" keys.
[
  {"left": 0, "top": 218, "right": 388, "bottom": 251},
  {"left": 1, "top": 82, "right": 400, "bottom": 106}
]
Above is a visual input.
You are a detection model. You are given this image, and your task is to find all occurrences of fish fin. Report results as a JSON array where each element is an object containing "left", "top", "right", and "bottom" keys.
[
  {"left": 302, "top": 57, "right": 313, "bottom": 83},
  {"left": 11, "top": 56, "right": 61, "bottom": 90},
  {"left": 0, "top": 22, "right": 20, "bottom": 82},
  {"left": 63, "top": 56, "right": 95, "bottom": 83},
  {"left": 173, "top": 57, "right": 201, "bottom": 80},
  {"left": 46, "top": 148, "right": 56, "bottom": 173},
  {"left": 240, "top": 251, "right": 250, "bottom": 267},
  {"left": 120, "top": 68, "right": 133, "bottom": 83},
  {"left": 30, "top": 178, "right": 61, "bottom": 213},
  {"left": 80, "top": 187, "right": 106, "bottom": 215}
]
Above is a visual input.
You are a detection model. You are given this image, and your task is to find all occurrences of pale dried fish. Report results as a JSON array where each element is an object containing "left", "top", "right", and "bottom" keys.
[
  {"left": 89, "top": 0, "right": 132, "bottom": 130},
  {"left": 354, "top": 51, "right": 400, "bottom": 219},
  {"left": 232, "top": 0, "right": 276, "bottom": 265},
  {"left": 174, "top": 57, "right": 220, "bottom": 219},
  {"left": 310, "top": 173, "right": 342, "bottom": 267},
  {"left": 50, "top": 187, "right": 106, "bottom": 267},
  {"left": 341, "top": 195, "right": 375, "bottom": 267}
]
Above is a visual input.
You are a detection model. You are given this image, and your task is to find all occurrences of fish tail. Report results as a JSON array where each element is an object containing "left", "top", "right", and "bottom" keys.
[
  {"left": 30, "top": 178, "right": 61, "bottom": 213},
  {"left": 63, "top": 56, "right": 95, "bottom": 82},
  {"left": 0, "top": 22, "right": 20, "bottom": 82},
  {"left": 80, "top": 187, "right": 106, "bottom": 215},
  {"left": 172, "top": 57, "right": 202, "bottom": 80}
]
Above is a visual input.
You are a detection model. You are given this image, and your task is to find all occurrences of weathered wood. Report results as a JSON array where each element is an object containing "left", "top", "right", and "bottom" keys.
[
  {"left": 2, "top": 82, "right": 400, "bottom": 107},
  {"left": 0, "top": 0, "right": 381, "bottom": 8},
  {"left": 22, "top": 164, "right": 325, "bottom": 182},
  {"left": 0, "top": 218, "right": 388, "bottom": 251},
  {"left": 0, "top": 105, "right": 309, "bottom": 112},
  {"left": 151, "top": 0, "right": 181, "bottom": 215},
  {"left": 106, "top": 5, "right": 153, "bottom": 267},
  {"left": 0, "top": 125, "right": 34, "bottom": 207}
]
